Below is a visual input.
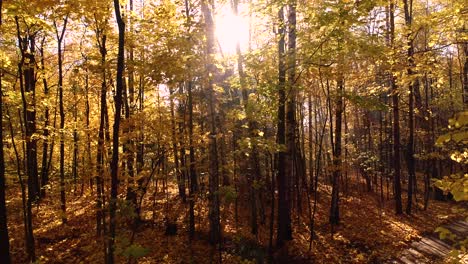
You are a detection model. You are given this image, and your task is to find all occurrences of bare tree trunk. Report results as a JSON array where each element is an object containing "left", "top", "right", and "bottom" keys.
[
  {"left": 169, "top": 86, "right": 185, "bottom": 201},
  {"left": 276, "top": 5, "right": 292, "bottom": 247},
  {"left": 389, "top": 0, "right": 402, "bottom": 214},
  {"left": 107, "top": 1, "right": 125, "bottom": 263},
  {"left": 6, "top": 106, "right": 32, "bottom": 263},
  {"left": 403, "top": 0, "right": 416, "bottom": 215},
  {"left": 72, "top": 73, "right": 79, "bottom": 194},
  {"left": 124, "top": 0, "right": 138, "bottom": 219},
  {"left": 201, "top": 0, "right": 221, "bottom": 245},
  {"left": 184, "top": 0, "right": 197, "bottom": 240},
  {"left": 95, "top": 26, "right": 107, "bottom": 238},
  {"left": 39, "top": 38, "right": 50, "bottom": 198},
  {"left": 308, "top": 93, "right": 314, "bottom": 192},
  {"left": 15, "top": 16, "right": 37, "bottom": 262},
  {"left": 330, "top": 77, "right": 343, "bottom": 226},
  {"left": 54, "top": 15, "right": 69, "bottom": 224},
  {"left": 286, "top": 0, "right": 298, "bottom": 221},
  {"left": 461, "top": 38, "right": 468, "bottom": 107},
  {"left": 187, "top": 79, "right": 197, "bottom": 239},
  {"left": 83, "top": 57, "right": 93, "bottom": 192},
  {"left": 0, "top": 3, "right": 11, "bottom": 262}
]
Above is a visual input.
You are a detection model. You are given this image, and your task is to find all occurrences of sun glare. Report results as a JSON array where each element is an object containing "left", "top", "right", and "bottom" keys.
[{"left": 215, "top": 6, "right": 250, "bottom": 55}]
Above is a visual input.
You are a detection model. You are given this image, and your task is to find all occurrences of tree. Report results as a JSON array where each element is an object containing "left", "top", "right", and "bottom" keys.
[
  {"left": 330, "top": 76, "right": 343, "bottom": 225},
  {"left": 107, "top": 0, "right": 125, "bottom": 263},
  {"left": 403, "top": 0, "right": 416, "bottom": 215},
  {"left": 276, "top": 4, "right": 292, "bottom": 247},
  {"left": 89, "top": 4, "right": 110, "bottom": 237},
  {"left": 389, "top": 0, "right": 403, "bottom": 215},
  {"left": 0, "top": 0, "right": 12, "bottom": 262},
  {"left": 201, "top": 0, "right": 221, "bottom": 245},
  {"left": 38, "top": 36, "right": 51, "bottom": 199},
  {"left": 15, "top": 14, "right": 38, "bottom": 261},
  {"left": 53, "top": 10, "right": 69, "bottom": 224}
]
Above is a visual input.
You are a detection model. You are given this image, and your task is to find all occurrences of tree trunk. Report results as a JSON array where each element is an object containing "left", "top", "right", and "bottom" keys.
[
  {"left": 276, "top": 5, "right": 292, "bottom": 247},
  {"left": 403, "top": 0, "right": 416, "bottom": 215},
  {"left": 169, "top": 86, "right": 185, "bottom": 201},
  {"left": 72, "top": 73, "right": 78, "bottom": 194},
  {"left": 286, "top": 0, "right": 298, "bottom": 220},
  {"left": 389, "top": 0, "right": 403, "bottom": 214},
  {"left": 15, "top": 16, "right": 37, "bottom": 262},
  {"left": 108, "top": 1, "right": 125, "bottom": 263},
  {"left": 330, "top": 78, "right": 343, "bottom": 226},
  {"left": 54, "top": 16, "right": 69, "bottom": 224},
  {"left": 462, "top": 39, "right": 468, "bottom": 107},
  {"left": 201, "top": 0, "right": 221, "bottom": 245},
  {"left": 184, "top": 0, "right": 197, "bottom": 240},
  {"left": 96, "top": 27, "right": 107, "bottom": 237},
  {"left": 39, "top": 38, "right": 50, "bottom": 198},
  {"left": 84, "top": 57, "right": 93, "bottom": 192},
  {"left": 308, "top": 93, "right": 314, "bottom": 193},
  {"left": 124, "top": 0, "right": 138, "bottom": 217},
  {"left": 0, "top": 2, "right": 12, "bottom": 262}
]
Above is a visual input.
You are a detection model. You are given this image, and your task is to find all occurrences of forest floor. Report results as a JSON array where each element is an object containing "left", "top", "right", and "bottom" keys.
[{"left": 5, "top": 173, "right": 467, "bottom": 264}]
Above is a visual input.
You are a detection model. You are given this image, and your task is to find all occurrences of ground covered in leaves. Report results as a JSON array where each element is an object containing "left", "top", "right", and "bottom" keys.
[{"left": 5, "top": 173, "right": 466, "bottom": 264}]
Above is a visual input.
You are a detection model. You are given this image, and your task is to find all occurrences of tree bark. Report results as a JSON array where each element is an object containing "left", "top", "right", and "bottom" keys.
[
  {"left": 276, "top": 5, "right": 292, "bottom": 247},
  {"left": 330, "top": 77, "right": 343, "bottom": 226},
  {"left": 95, "top": 24, "right": 107, "bottom": 237},
  {"left": 108, "top": 1, "right": 125, "bottom": 263},
  {"left": 201, "top": 0, "right": 221, "bottom": 245},
  {"left": 39, "top": 37, "right": 50, "bottom": 198},
  {"left": 389, "top": 0, "right": 403, "bottom": 214},
  {"left": 54, "top": 15, "right": 69, "bottom": 224},
  {"left": 0, "top": 2, "right": 12, "bottom": 262},
  {"left": 286, "top": 0, "right": 298, "bottom": 219},
  {"left": 15, "top": 16, "right": 37, "bottom": 262},
  {"left": 403, "top": 0, "right": 416, "bottom": 215}
]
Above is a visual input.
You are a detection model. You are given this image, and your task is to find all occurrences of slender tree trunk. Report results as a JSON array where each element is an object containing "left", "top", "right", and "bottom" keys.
[
  {"left": 330, "top": 77, "right": 343, "bottom": 226},
  {"left": 6, "top": 106, "right": 32, "bottom": 263},
  {"left": 39, "top": 38, "right": 50, "bottom": 198},
  {"left": 308, "top": 93, "right": 314, "bottom": 193},
  {"left": 72, "top": 74, "right": 78, "bottom": 194},
  {"left": 108, "top": 1, "right": 125, "bottom": 263},
  {"left": 15, "top": 17, "right": 37, "bottom": 262},
  {"left": 201, "top": 0, "right": 221, "bottom": 245},
  {"left": 462, "top": 38, "right": 468, "bottom": 107},
  {"left": 124, "top": 0, "right": 138, "bottom": 218},
  {"left": 310, "top": 107, "right": 327, "bottom": 250},
  {"left": 403, "top": 0, "right": 416, "bottom": 215},
  {"left": 169, "top": 86, "right": 185, "bottom": 201},
  {"left": 0, "top": 2, "right": 12, "bottom": 262},
  {"left": 187, "top": 79, "right": 197, "bottom": 239},
  {"left": 83, "top": 58, "right": 93, "bottom": 192},
  {"left": 276, "top": 5, "right": 292, "bottom": 247},
  {"left": 54, "top": 16, "right": 69, "bottom": 224},
  {"left": 184, "top": 0, "right": 197, "bottom": 240},
  {"left": 389, "top": 0, "right": 403, "bottom": 214},
  {"left": 286, "top": 0, "right": 297, "bottom": 222},
  {"left": 96, "top": 28, "right": 107, "bottom": 237},
  {"left": 177, "top": 85, "right": 187, "bottom": 201},
  {"left": 268, "top": 153, "right": 275, "bottom": 262}
]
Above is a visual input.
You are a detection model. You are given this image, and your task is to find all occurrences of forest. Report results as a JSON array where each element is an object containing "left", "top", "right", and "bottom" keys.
[{"left": 0, "top": 0, "right": 467, "bottom": 263}]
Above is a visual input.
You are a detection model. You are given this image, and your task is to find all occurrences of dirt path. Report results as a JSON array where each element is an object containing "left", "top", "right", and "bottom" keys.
[{"left": 390, "top": 220, "right": 468, "bottom": 263}]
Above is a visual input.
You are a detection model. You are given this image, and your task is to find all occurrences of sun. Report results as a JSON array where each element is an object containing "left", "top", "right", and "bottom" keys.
[{"left": 215, "top": 5, "right": 250, "bottom": 56}]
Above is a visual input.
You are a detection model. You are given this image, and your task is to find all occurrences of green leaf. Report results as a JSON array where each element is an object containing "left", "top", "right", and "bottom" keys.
[
  {"left": 435, "top": 227, "right": 451, "bottom": 240},
  {"left": 122, "top": 244, "right": 150, "bottom": 259}
]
